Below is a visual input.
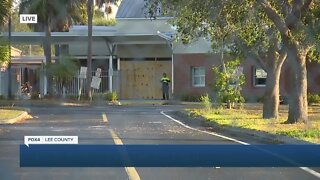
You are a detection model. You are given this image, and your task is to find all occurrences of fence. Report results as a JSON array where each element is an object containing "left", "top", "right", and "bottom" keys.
[{"left": 54, "top": 70, "right": 120, "bottom": 97}]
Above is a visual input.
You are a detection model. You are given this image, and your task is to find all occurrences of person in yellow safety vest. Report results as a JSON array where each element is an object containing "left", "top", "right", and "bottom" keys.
[{"left": 160, "top": 73, "right": 171, "bottom": 100}]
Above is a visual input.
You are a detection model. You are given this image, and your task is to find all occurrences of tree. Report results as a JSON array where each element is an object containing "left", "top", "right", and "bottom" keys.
[
  {"left": 47, "top": 56, "right": 79, "bottom": 98},
  {"left": 0, "top": 38, "right": 10, "bottom": 65},
  {"left": 255, "top": 0, "right": 320, "bottom": 123},
  {"left": 146, "top": 0, "right": 282, "bottom": 115},
  {"left": 86, "top": 0, "right": 119, "bottom": 99},
  {"left": 19, "top": 0, "right": 87, "bottom": 95},
  {"left": 86, "top": 0, "right": 94, "bottom": 99},
  {"left": 146, "top": 0, "right": 320, "bottom": 123},
  {"left": 213, "top": 58, "right": 245, "bottom": 109},
  {"left": 0, "top": 0, "right": 12, "bottom": 27},
  {"left": 0, "top": 0, "right": 11, "bottom": 65},
  {"left": 235, "top": 11, "right": 287, "bottom": 119}
]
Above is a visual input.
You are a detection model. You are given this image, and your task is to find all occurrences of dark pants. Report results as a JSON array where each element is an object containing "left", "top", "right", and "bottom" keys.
[{"left": 162, "top": 84, "right": 169, "bottom": 100}]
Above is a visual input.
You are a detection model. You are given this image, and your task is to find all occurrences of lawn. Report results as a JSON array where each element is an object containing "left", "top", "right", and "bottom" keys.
[
  {"left": 0, "top": 109, "right": 25, "bottom": 121},
  {"left": 188, "top": 104, "right": 320, "bottom": 144}
]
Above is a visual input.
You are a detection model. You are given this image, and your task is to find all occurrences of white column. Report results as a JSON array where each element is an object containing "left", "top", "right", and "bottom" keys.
[
  {"left": 117, "top": 57, "right": 120, "bottom": 71},
  {"left": 171, "top": 43, "right": 174, "bottom": 94},
  {"left": 108, "top": 55, "right": 113, "bottom": 92}
]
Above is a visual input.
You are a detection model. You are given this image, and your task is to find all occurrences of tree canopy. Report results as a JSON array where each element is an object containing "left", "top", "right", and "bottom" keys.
[
  {"left": 0, "top": 0, "right": 12, "bottom": 27},
  {"left": 145, "top": 0, "right": 320, "bottom": 123}
]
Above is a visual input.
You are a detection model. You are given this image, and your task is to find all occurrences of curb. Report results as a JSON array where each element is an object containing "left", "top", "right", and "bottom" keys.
[
  {"left": 0, "top": 110, "right": 33, "bottom": 124},
  {"left": 172, "top": 110, "right": 313, "bottom": 144}
]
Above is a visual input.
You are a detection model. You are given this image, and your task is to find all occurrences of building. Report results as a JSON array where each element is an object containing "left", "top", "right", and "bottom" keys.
[{"left": 1, "top": 0, "right": 320, "bottom": 100}]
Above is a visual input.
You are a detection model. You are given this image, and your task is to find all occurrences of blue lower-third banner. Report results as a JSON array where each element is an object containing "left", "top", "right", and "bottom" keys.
[{"left": 20, "top": 144, "right": 320, "bottom": 167}]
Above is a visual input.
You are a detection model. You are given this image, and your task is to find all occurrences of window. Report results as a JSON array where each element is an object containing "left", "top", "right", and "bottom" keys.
[
  {"left": 254, "top": 68, "right": 267, "bottom": 87},
  {"left": 192, "top": 67, "right": 205, "bottom": 87}
]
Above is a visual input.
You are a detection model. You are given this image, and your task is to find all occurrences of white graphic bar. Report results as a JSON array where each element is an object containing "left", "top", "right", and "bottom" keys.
[{"left": 24, "top": 136, "right": 78, "bottom": 147}]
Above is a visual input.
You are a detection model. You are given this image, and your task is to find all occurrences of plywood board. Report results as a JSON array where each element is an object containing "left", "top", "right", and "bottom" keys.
[{"left": 120, "top": 60, "right": 171, "bottom": 99}]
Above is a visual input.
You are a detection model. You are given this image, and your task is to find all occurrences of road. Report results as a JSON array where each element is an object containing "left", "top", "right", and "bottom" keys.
[{"left": 0, "top": 105, "right": 319, "bottom": 180}]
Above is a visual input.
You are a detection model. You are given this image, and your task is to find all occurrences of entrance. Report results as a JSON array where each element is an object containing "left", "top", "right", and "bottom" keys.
[{"left": 120, "top": 59, "right": 171, "bottom": 99}]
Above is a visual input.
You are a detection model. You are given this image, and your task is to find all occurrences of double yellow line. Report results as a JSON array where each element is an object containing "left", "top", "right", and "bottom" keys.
[{"left": 102, "top": 113, "right": 141, "bottom": 180}]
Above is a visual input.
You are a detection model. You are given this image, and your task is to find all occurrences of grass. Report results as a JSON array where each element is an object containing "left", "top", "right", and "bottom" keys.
[
  {"left": 188, "top": 104, "right": 320, "bottom": 144},
  {"left": 0, "top": 109, "right": 25, "bottom": 121}
]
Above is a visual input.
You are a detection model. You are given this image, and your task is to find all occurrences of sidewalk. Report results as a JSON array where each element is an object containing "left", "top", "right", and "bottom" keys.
[{"left": 0, "top": 99, "right": 203, "bottom": 107}]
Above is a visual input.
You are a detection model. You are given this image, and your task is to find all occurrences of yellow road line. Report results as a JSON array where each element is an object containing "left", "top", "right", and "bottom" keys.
[{"left": 108, "top": 129, "right": 141, "bottom": 180}]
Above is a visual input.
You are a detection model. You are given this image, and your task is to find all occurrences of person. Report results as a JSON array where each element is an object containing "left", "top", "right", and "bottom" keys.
[
  {"left": 21, "top": 82, "right": 29, "bottom": 94},
  {"left": 160, "top": 73, "right": 171, "bottom": 100}
]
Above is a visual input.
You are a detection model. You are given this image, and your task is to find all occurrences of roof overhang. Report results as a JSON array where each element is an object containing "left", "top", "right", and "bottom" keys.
[{"left": 0, "top": 32, "right": 168, "bottom": 45}]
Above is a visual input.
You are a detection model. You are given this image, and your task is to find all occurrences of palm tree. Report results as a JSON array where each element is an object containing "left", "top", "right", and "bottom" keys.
[
  {"left": 0, "top": 0, "right": 12, "bottom": 27},
  {"left": 19, "top": 0, "right": 86, "bottom": 96},
  {"left": 86, "top": 0, "right": 94, "bottom": 99},
  {"left": 86, "top": 0, "right": 119, "bottom": 99}
]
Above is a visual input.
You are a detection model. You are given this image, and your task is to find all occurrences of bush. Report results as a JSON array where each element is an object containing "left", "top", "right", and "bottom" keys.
[
  {"left": 180, "top": 93, "right": 202, "bottom": 102},
  {"left": 307, "top": 93, "right": 320, "bottom": 105},
  {"left": 104, "top": 91, "right": 118, "bottom": 102},
  {"left": 0, "top": 95, "right": 5, "bottom": 100},
  {"left": 212, "top": 58, "right": 245, "bottom": 109},
  {"left": 200, "top": 94, "right": 212, "bottom": 110}
]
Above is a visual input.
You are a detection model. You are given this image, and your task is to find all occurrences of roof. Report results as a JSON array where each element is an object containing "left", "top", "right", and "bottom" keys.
[
  {"left": 2, "top": 31, "right": 167, "bottom": 45},
  {"left": 116, "top": 0, "right": 146, "bottom": 19}
]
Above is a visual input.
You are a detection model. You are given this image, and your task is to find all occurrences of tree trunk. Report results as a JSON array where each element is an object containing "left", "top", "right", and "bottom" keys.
[
  {"left": 86, "top": 0, "right": 93, "bottom": 99},
  {"left": 286, "top": 50, "right": 308, "bottom": 123},
  {"left": 263, "top": 66, "right": 281, "bottom": 119},
  {"left": 43, "top": 24, "right": 52, "bottom": 96},
  {"left": 262, "top": 45, "right": 286, "bottom": 119}
]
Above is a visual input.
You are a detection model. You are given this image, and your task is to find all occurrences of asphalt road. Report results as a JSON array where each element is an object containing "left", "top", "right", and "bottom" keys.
[{"left": 0, "top": 105, "right": 319, "bottom": 180}]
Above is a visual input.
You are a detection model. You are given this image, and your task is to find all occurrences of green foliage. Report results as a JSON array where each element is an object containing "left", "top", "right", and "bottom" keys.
[
  {"left": 94, "top": 9, "right": 105, "bottom": 18},
  {"left": 307, "top": 47, "right": 320, "bottom": 63},
  {"left": 0, "top": 0, "right": 12, "bottom": 27},
  {"left": 307, "top": 93, "right": 320, "bottom": 105},
  {"left": 200, "top": 94, "right": 212, "bottom": 110},
  {"left": 0, "top": 38, "right": 10, "bottom": 64},
  {"left": 103, "top": 91, "right": 118, "bottom": 102},
  {"left": 276, "top": 129, "right": 320, "bottom": 139},
  {"left": 212, "top": 58, "right": 245, "bottom": 108},
  {"left": 19, "top": 0, "right": 87, "bottom": 32},
  {"left": 93, "top": 17, "right": 116, "bottom": 26},
  {"left": 11, "top": 10, "right": 32, "bottom": 32},
  {"left": 46, "top": 56, "right": 79, "bottom": 86}
]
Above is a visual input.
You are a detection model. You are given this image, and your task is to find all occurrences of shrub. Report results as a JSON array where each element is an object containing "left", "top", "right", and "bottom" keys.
[
  {"left": 307, "top": 93, "right": 320, "bottom": 105},
  {"left": 200, "top": 94, "right": 212, "bottom": 110},
  {"left": 212, "top": 58, "right": 245, "bottom": 109},
  {"left": 0, "top": 95, "right": 5, "bottom": 100},
  {"left": 104, "top": 91, "right": 118, "bottom": 102}
]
